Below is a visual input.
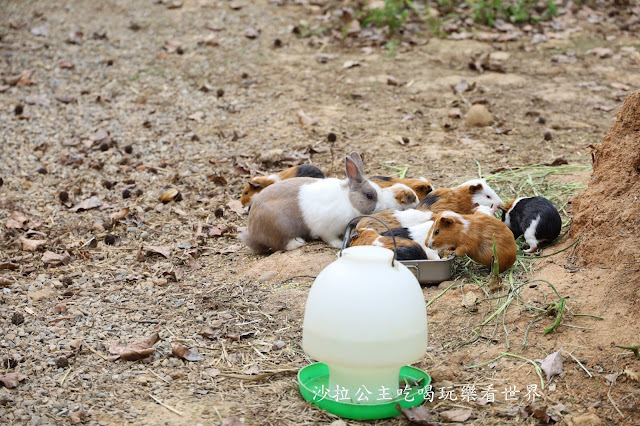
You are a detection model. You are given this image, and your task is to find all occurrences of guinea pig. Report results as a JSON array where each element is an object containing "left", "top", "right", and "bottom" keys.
[
  {"left": 348, "top": 228, "right": 428, "bottom": 261},
  {"left": 240, "top": 164, "right": 325, "bottom": 207},
  {"left": 370, "top": 176, "right": 434, "bottom": 201},
  {"left": 472, "top": 203, "right": 495, "bottom": 216},
  {"left": 380, "top": 221, "right": 440, "bottom": 260},
  {"left": 372, "top": 182, "right": 419, "bottom": 211},
  {"left": 426, "top": 211, "right": 516, "bottom": 273},
  {"left": 417, "top": 178, "right": 504, "bottom": 214},
  {"left": 242, "top": 153, "right": 379, "bottom": 252},
  {"left": 501, "top": 196, "right": 562, "bottom": 253},
  {"left": 356, "top": 209, "right": 434, "bottom": 234}
]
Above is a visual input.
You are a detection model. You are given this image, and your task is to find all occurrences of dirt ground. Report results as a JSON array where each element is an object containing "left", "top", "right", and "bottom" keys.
[{"left": 1, "top": 0, "right": 639, "bottom": 425}]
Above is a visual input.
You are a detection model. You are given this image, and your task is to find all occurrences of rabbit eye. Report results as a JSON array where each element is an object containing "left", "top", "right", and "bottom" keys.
[
  {"left": 366, "top": 192, "right": 374, "bottom": 200},
  {"left": 434, "top": 229, "right": 440, "bottom": 236},
  {"left": 486, "top": 195, "right": 491, "bottom": 199},
  {"left": 244, "top": 191, "right": 249, "bottom": 195}
]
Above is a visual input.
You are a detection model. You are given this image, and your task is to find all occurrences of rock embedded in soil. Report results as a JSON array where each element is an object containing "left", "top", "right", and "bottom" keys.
[{"left": 465, "top": 104, "right": 493, "bottom": 127}]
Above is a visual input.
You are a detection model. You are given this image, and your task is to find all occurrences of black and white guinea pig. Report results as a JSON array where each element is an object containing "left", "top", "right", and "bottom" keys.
[{"left": 501, "top": 196, "right": 561, "bottom": 253}]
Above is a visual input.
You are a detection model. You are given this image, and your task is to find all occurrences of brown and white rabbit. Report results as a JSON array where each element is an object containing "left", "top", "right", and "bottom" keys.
[
  {"left": 242, "top": 153, "right": 379, "bottom": 252},
  {"left": 426, "top": 210, "right": 516, "bottom": 272},
  {"left": 240, "top": 164, "right": 325, "bottom": 207},
  {"left": 417, "top": 179, "right": 504, "bottom": 214}
]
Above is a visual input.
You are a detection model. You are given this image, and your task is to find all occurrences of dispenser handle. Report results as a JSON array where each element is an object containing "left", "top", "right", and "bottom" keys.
[{"left": 340, "top": 215, "right": 398, "bottom": 267}]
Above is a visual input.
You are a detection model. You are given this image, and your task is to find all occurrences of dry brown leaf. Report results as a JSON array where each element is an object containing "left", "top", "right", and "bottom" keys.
[
  {"left": 227, "top": 200, "right": 248, "bottom": 216},
  {"left": 172, "top": 345, "right": 204, "bottom": 362},
  {"left": 159, "top": 188, "right": 181, "bottom": 203},
  {"left": 6, "top": 211, "right": 31, "bottom": 229},
  {"left": 20, "top": 237, "right": 47, "bottom": 251},
  {"left": 109, "top": 332, "right": 160, "bottom": 361},
  {"left": 52, "top": 303, "right": 68, "bottom": 315},
  {"left": 188, "top": 111, "right": 204, "bottom": 122},
  {"left": 163, "top": 40, "right": 182, "bottom": 53},
  {"left": 244, "top": 28, "right": 260, "bottom": 39},
  {"left": 243, "top": 365, "right": 260, "bottom": 375},
  {"left": 56, "top": 94, "right": 77, "bottom": 104},
  {"left": 440, "top": 409, "right": 472, "bottom": 422},
  {"left": 0, "top": 277, "right": 12, "bottom": 287},
  {"left": 6, "top": 69, "right": 36, "bottom": 86},
  {"left": 0, "top": 372, "right": 27, "bottom": 388},
  {"left": 110, "top": 207, "right": 130, "bottom": 221},
  {"left": 624, "top": 367, "right": 639, "bottom": 381},
  {"left": 343, "top": 60, "right": 361, "bottom": 69},
  {"left": 42, "top": 251, "right": 71, "bottom": 266},
  {"left": 25, "top": 95, "right": 50, "bottom": 106},
  {"left": 144, "top": 245, "right": 172, "bottom": 258},
  {"left": 70, "top": 196, "right": 102, "bottom": 212},
  {"left": 396, "top": 404, "right": 435, "bottom": 425},
  {"left": 539, "top": 350, "right": 563, "bottom": 381},
  {"left": 166, "top": 0, "right": 183, "bottom": 8},
  {"left": 69, "top": 409, "right": 89, "bottom": 424},
  {"left": 67, "top": 31, "right": 83, "bottom": 45},
  {"left": 221, "top": 244, "right": 242, "bottom": 254},
  {"left": 0, "top": 263, "right": 19, "bottom": 270},
  {"left": 199, "top": 34, "right": 219, "bottom": 46},
  {"left": 221, "top": 417, "right": 245, "bottom": 426},
  {"left": 297, "top": 110, "right": 318, "bottom": 127}
]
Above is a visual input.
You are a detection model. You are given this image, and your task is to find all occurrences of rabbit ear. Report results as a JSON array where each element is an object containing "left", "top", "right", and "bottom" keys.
[
  {"left": 348, "top": 152, "right": 365, "bottom": 172},
  {"left": 345, "top": 156, "right": 365, "bottom": 185}
]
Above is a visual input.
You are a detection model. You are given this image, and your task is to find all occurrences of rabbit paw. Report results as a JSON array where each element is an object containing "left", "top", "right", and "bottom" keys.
[{"left": 285, "top": 238, "right": 306, "bottom": 251}]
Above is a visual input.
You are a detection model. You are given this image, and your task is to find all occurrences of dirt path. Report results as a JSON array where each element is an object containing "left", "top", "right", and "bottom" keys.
[{"left": 1, "top": 1, "right": 639, "bottom": 425}]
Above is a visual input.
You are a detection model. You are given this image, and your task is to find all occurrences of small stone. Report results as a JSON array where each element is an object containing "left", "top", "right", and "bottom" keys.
[
  {"left": 55, "top": 357, "right": 69, "bottom": 368},
  {"left": 11, "top": 312, "right": 24, "bottom": 325},
  {"left": 258, "top": 271, "right": 277, "bottom": 283},
  {"left": 465, "top": 104, "right": 493, "bottom": 127}
]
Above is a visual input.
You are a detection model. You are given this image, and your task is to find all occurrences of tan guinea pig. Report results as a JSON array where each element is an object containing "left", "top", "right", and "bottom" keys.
[
  {"left": 426, "top": 211, "right": 516, "bottom": 273},
  {"left": 240, "top": 164, "right": 325, "bottom": 207},
  {"left": 370, "top": 176, "right": 435, "bottom": 201},
  {"left": 417, "top": 178, "right": 504, "bottom": 214}
]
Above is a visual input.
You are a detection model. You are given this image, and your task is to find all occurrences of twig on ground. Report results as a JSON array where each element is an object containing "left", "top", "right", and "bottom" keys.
[{"left": 149, "top": 394, "right": 184, "bottom": 416}]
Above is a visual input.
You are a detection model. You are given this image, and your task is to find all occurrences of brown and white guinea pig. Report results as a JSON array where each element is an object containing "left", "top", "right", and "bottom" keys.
[
  {"left": 417, "top": 179, "right": 504, "bottom": 214},
  {"left": 374, "top": 183, "right": 419, "bottom": 211},
  {"left": 242, "top": 153, "right": 379, "bottom": 252},
  {"left": 348, "top": 228, "right": 428, "bottom": 261},
  {"left": 380, "top": 221, "right": 440, "bottom": 260},
  {"left": 240, "top": 164, "right": 325, "bottom": 207},
  {"left": 426, "top": 211, "right": 517, "bottom": 273},
  {"left": 370, "top": 176, "right": 434, "bottom": 201},
  {"left": 356, "top": 209, "right": 434, "bottom": 234},
  {"left": 501, "top": 196, "right": 562, "bottom": 253}
]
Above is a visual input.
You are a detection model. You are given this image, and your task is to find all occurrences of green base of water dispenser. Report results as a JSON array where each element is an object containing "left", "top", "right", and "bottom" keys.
[{"left": 298, "top": 362, "right": 431, "bottom": 420}]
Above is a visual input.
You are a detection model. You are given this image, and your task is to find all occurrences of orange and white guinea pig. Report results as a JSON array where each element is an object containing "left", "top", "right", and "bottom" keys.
[
  {"left": 426, "top": 211, "right": 516, "bottom": 273},
  {"left": 356, "top": 209, "right": 434, "bottom": 234},
  {"left": 348, "top": 228, "right": 428, "bottom": 261},
  {"left": 240, "top": 164, "right": 325, "bottom": 207},
  {"left": 370, "top": 176, "right": 434, "bottom": 201},
  {"left": 417, "top": 179, "right": 503, "bottom": 214}
]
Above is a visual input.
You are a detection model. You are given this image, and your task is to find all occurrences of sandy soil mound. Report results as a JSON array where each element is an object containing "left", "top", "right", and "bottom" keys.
[{"left": 571, "top": 89, "right": 640, "bottom": 267}]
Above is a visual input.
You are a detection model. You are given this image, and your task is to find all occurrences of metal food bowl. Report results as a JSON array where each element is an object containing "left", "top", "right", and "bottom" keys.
[
  {"left": 342, "top": 215, "right": 455, "bottom": 285},
  {"left": 400, "top": 255, "right": 455, "bottom": 285}
]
